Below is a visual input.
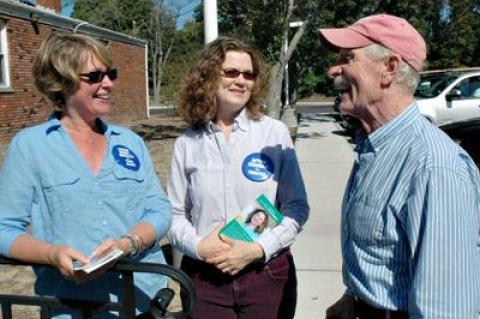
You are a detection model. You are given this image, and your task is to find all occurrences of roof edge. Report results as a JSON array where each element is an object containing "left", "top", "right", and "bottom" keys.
[{"left": 0, "top": 0, "right": 147, "bottom": 47}]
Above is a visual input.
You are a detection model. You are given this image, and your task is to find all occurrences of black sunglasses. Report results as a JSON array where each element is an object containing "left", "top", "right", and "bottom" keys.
[
  {"left": 222, "top": 68, "right": 257, "bottom": 81},
  {"left": 79, "top": 68, "right": 118, "bottom": 83}
]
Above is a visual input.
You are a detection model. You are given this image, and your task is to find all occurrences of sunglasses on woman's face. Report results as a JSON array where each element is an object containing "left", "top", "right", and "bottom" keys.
[
  {"left": 79, "top": 68, "right": 118, "bottom": 83},
  {"left": 222, "top": 68, "right": 257, "bottom": 81}
]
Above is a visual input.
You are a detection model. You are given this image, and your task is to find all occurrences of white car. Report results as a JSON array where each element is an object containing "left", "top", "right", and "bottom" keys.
[{"left": 415, "top": 69, "right": 480, "bottom": 126}]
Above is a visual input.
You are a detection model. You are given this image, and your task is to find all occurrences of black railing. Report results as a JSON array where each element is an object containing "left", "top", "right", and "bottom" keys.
[{"left": 0, "top": 256, "right": 195, "bottom": 319}]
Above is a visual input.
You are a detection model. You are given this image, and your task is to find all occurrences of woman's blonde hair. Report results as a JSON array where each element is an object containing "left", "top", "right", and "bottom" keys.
[
  {"left": 33, "top": 32, "right": 113, "bottom": 108},
  {"left": 178, "top": 36, "right": 268, "bottom": 129}
]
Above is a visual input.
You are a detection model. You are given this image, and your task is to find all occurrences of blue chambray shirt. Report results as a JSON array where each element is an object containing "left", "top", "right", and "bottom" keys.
[
  {"left": 342, "top": 103, "right": 480, "bottom": 318},
  {"left": 0, "top": 114, "right": 172, "bottom": 317}
]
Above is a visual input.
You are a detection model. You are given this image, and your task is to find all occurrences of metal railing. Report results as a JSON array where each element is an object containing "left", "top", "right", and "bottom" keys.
[{"left": 0, "top": 256, "right": 195, "bottom": 319}]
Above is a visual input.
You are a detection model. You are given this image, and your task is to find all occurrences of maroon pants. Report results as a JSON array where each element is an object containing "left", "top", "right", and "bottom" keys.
[{"left": 181, "top": 250, "right": 297, "bottom": 319}]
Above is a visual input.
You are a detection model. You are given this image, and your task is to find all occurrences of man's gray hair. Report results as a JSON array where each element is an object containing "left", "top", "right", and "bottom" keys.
[{"left": 362, "top": 43, "right": 419, "bottom": 94}]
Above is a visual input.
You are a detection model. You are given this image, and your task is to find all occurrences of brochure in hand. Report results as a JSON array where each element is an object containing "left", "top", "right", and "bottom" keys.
[
  {"left": 220, "top": 194, "right": 283, "bottom": 242},
  {"left": 73, "top": 248, "right": 124, "bottom": 274}
]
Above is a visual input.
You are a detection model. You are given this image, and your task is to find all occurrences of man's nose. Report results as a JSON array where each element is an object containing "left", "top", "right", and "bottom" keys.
[{"left": 327, "top": 65, "right": 342, "bottom": 79}]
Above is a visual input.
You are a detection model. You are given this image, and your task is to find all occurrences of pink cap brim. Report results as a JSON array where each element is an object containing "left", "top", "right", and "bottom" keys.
[{"left": 318, "top": 28, "right": 374, "bottom": 51}]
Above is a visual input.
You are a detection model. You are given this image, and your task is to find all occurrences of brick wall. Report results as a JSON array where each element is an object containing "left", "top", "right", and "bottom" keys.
[
  {"left": 36, "top": 0, "right": 61, "bottom": 13},
  {"left": 106, "top": 41, "right": 148, "bottom": 124},
  {"left": 0, "top": 15, "right": 147, "bottom": 144}
]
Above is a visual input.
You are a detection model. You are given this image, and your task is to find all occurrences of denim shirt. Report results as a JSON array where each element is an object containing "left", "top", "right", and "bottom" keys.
[{"left": 0, "top": 114, "right": 172, "bottom": 316}]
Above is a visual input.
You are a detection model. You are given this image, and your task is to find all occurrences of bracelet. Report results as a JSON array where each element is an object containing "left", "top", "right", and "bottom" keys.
[
  {"left": 121, "top": 234, "right": 139, "bottom": 256},
  {"left": 135, "top": 233, "right": 147, "bottom": 253}
]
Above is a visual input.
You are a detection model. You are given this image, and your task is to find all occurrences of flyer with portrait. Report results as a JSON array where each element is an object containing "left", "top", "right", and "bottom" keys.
[{"left": 220, "top": 194, "right": 283, "bottom": 242}]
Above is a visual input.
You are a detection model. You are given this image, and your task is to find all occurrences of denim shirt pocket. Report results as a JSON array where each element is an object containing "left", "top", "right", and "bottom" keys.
[
  {"left": 41, "top": 173, "right": 81, "bottom": 214},
  {"left": 348, "top": 194, "right": 384, "bottom": 246},
  {"left": 112, "top": 164, "right": 146, "bottom": 214},
  {"left": 112, "top": 165, "right": 145, "bottom": 182}
]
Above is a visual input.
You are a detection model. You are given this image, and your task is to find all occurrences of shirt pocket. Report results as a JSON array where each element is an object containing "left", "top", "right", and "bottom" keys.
[
  {"left": 348, "top": 195, "right": 384, "bottom": 246},
  {"left": 41, "top": 173, "right": 81, "bottom": 215},
  {"left": 112, "top": 164, "right": 146, "bottom": 213}
]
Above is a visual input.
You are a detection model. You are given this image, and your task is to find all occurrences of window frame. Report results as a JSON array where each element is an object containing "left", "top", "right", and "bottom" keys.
[{"left": 0, "top": 20, "right": 11, "bottom": 91}]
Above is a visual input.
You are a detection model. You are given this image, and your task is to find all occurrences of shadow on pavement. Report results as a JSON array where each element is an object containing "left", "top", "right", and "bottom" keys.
[
  {"left": 295, "top": 132, "right": 328, "bottom": 139},
  {"left": 299, "top": 113, "right": 336, "bottom": 123}
]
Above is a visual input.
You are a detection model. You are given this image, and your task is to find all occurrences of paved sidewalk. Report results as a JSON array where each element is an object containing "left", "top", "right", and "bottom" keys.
[{"left": 292, "top": 113, "right": 355, "bottom": 319}]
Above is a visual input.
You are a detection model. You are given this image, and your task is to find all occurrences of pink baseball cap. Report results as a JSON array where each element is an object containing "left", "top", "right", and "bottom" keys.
[{"left": 317, "top": 14, "right": 426, "bottom": 71}]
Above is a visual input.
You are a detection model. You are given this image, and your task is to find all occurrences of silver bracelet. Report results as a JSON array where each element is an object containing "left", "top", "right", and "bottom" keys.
[{"left": 121, "top": 234, "right": 139, "bottom": 256}]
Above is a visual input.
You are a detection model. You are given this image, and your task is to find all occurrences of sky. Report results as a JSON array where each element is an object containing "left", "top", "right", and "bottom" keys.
[{"left": 59, "top": 0, "right": 200, "bottom": 29}]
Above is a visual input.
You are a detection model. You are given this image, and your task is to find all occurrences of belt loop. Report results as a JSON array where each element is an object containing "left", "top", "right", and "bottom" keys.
[{"left": 385, "top": 310, "right": 391, "bottom": 319}]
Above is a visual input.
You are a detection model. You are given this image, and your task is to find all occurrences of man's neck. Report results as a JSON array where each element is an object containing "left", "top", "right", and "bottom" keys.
[{"left": 360, "top": 94, "right": 414, "bottom": 134}]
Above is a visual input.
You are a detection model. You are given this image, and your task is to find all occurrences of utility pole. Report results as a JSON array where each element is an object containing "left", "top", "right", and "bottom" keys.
[{"left": 204, "top": 0, "right": 218, "bottom": 44}]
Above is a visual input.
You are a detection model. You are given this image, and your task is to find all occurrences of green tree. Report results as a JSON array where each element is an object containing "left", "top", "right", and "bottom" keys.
[
  {"left": 73, "top": 0, "right": 177, "bottom": 104},
  {"left": 288, "top": 0, "right": 449, "bottom": 99},
  {"left": 428, "top": 0, "right": 480, "bottom": 68},
  {"left": 217, "top": 0, "right": 322, "bottom": 120},
  {"left": 161, "top": 20, "right": 204, "bottom": 103}
]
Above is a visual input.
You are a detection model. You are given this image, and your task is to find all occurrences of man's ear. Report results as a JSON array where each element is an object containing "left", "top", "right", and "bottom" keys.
[{"left": 381, "top": 54, "right": 401, "bottom": 85}]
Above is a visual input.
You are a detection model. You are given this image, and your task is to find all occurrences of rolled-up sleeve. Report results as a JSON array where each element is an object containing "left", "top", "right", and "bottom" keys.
[{"left": 0, "top": 135, "right": 34, "bottom": 256}]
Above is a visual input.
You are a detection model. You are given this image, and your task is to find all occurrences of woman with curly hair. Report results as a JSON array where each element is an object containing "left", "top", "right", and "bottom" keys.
[{"left": 168, "top": 36, "right": 309, "bottom": 319}]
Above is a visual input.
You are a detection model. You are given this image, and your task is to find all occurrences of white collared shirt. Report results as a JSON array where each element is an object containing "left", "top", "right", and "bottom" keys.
[{"left": 167, "top": 109, "right": 309, "bottom": 261}]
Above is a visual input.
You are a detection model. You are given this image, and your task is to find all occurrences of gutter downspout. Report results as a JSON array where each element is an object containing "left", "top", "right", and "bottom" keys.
[
  {"left": 73, "top": 21, "right": 88, "bottom": 33},
  {"left": 145, "top": 42, "right": 149, "bottom": 118}
]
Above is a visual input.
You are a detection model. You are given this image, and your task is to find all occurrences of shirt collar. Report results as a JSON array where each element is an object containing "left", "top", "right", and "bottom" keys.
[
  {"left": 205, "top": 108, "right": 249, "bottom": 134},
  {"left": 354, "top": 102, "right": 419, "bottom": 154},
  {"left": 45, "top": 112, "right": 121, "bottom": 136}
]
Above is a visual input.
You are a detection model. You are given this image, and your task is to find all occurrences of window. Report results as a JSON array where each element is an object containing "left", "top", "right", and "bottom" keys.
[
  {"left": 0, "top": 20, "right": 11, "bottom": 90},
  {"left": 454, "top": 76, "right": 480, "bottom": 99}
]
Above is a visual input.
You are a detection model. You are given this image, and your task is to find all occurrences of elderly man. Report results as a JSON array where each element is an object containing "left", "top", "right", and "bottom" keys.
[{"left": 318, "top": 14, "right": 480, "bottom": 319}]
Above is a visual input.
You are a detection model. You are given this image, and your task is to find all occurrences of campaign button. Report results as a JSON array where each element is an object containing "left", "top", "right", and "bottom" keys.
[
  {"left": 242, "top": 152, "right": 274, "bottom": 182},
  {"left": 112, "top": 145, "right": 140, "bottom": 171}
]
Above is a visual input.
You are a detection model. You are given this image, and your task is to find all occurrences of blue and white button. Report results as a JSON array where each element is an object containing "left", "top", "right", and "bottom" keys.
[
  {"left": 242, "top": 152, "right": 274, "bottom": 182},
  {"left": 112, "top": 145, "right": 140, "bottom": 171}
]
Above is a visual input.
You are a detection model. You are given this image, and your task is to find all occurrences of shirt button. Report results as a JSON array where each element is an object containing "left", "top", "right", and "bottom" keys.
[
  {"left": 98, "top": 200, "right": 103, "bottom": 205},
  {"left": 102, "top": 221, "right": 107, "bottom": 225}
]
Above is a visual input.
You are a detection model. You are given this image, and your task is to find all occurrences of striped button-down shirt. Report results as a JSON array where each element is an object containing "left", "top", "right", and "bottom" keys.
[{"left": 342, "top": 103, "right": 480, "bottom": 318}]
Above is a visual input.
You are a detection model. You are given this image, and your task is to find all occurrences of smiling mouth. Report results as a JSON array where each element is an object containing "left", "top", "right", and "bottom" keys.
[
  {"left": 93, "top": 94, "right": 110, "bottom": 100},
  {"left": 230, "top": 90, "right": 245, "bottom": 95}
]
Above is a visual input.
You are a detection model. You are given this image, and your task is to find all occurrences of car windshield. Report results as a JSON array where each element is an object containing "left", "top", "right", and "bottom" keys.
[{"left": 415, "top": 73, "right": 458, "bottom": 98}]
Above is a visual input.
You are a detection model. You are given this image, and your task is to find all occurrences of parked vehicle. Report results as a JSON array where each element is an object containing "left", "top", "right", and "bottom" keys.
[
  {"left": 440, "top": 118, "right": 480, "bottom": 168},
  {"left": 415, "top": 68, "right": 480, "bottom": 126}
]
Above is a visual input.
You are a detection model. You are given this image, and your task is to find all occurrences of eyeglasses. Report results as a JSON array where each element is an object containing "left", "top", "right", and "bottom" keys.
[
  {"left": 222, "top": 68, "right": 257, "bottom": 81},
  {"left": 79, "top": 68, "right": 118, "bottom": 83}
]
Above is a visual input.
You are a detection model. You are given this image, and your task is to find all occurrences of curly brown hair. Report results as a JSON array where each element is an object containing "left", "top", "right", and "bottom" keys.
[
  {"left": 33, "top": 32, "right": 113, "bottom": 109},
  {"left": 178, "top": 36, "right": 268, "bottom": 129}
]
